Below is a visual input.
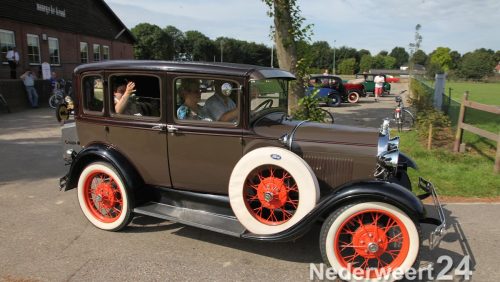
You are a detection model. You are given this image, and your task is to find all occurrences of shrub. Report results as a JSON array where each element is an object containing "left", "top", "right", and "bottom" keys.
[{"left": 292, "top": 88, "right": 328, "bottom": 122}]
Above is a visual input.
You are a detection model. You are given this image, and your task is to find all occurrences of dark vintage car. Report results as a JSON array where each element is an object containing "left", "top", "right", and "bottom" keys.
[
  {"left": 355, "top": 73, "right": 392, "bottom": 96},
  {"left": 59, "top": 61, "right": 445, "bottom": 281},
  {"left": 307, "top": 74, "right": 364, "bottom": 106}
]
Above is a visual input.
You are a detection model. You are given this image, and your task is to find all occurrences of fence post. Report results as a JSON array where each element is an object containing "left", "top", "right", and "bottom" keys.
[
  {"left": 434, "top": 73, "right": 445, "bottom": 110},
  {"left": 453, "top": 91, "right": 468, "bottom": 152},
  {"left": 427, "top": 124, "right": 433, "bottom": 150},
  {"left": 495, "top": 133, "right": 500, "bottom": 174}
]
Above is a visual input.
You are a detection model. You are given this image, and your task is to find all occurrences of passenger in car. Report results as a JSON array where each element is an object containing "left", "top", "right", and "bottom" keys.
[
  {"left": 177, "top": 78, "right": 210, "bottom": 120},
  {"left": 205, "top": 80, "right": 238, "bottom": 122},
  {"left": 114, "top": 81, "right": 136, "bottom": 114}
]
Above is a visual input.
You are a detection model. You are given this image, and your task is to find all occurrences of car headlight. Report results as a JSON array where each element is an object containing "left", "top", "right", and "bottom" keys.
[{"left": 377, "top": 119, "right": 400, "bottom": 173}]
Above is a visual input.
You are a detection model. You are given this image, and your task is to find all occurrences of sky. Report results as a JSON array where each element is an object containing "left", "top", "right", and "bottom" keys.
[{"left": 104, "top": 0, "right": 500, "bottom": 55}]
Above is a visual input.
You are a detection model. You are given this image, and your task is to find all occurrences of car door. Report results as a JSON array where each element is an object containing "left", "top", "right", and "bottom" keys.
[
  {"left": 104, "top": 72, "right": 171, "bottom": 187},
  {"left": 166, "top": 74, "right": 243, "bottom": 195}
]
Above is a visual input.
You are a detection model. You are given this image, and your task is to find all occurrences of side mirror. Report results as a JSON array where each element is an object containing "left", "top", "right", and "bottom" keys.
[{"left": 221, "top": 83, "right": 232, "bottom": 96}]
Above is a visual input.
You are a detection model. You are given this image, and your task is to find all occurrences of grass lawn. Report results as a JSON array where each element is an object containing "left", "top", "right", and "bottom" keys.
[
  {"left": 446, "top": 81, "right": 500, "bottom": 105},
  {"left": 398, "top": 130, "right": 500, "bottom": 197}
]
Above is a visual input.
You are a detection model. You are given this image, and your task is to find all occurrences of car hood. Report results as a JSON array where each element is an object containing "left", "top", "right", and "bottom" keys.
[{"left": 252, "top": 112, "right": 379, "bottom": 148}]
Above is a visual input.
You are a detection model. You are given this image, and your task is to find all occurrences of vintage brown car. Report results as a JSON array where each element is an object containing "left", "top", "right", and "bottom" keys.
[{"left": 60, "top": 61, "right": 445, "bottom": 281}]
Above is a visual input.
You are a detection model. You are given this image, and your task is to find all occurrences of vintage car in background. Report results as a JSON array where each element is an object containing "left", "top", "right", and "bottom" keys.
[
  {"left": 355, "top": 73, "right": 392, "bottom": 96},
  {"left": 59, "top": 61, "right": 445, "bottom": 281},
  {"left": 307, "top": 74, "right": 365, "bottom": 107},
  {"left": 386, "top": 75, "right": 401, "bottom": 83}
]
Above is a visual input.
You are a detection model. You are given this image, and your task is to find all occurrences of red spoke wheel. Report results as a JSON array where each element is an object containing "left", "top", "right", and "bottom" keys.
[
  {"left": 229, "top": 147, "right": 319, "bottom": 235},
  {"left": 320, "top": 202, "right": 420, "bottom": 280},
  {"left": 244, "top": 165, "right": 299, "bottom": 225},
  {"left": 77, "top": 162, "right": 132, "bottom": 231}
]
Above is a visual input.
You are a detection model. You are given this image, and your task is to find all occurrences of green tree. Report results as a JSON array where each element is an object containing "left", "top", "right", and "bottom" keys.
[
  {"left": 383, "top": 56, "right": 397, "bottom": 69},
  {"left": 390, "top": 47, "right": 409, "bottom": 68},
  {"left": 263, "top": 0, "right": 313, "bottom": 111},
  {"left": 359, "top": 54, "right": 373, "bottom": 73},
  {"left": 164, "top": 25, "right": 186, "bottom": 59},
  {"left": 372, "top": 54, "right": 386, "bottom": 69},
  {"left": 338, "top": 58, "right": 356, "bottom": 75},
  {"left": 310, "top": 41, "right": 331, "bottom": 70},
  {"left": 412, "top": 49, "right": 427, "bottom": 66},
  {"left": 429, "top": 47, "right": 452, "bottom": 72},
  {"left": 459, "top": 49, "right": 496, "bottom": 80},
  {"left": 449, "top": 50, "right": 462, "bottom": 70},
  {"left": 378, "top": 50, "right": 388, "bottom": 57},
  {"left": 131, "top": 23, "right": 170, "bottom": 59},
  {"left": 185, "top": 30, "right": 215, "bottom": 61},
  {"left": 408, "top": 24, "right": 423, "bottom": 71}
]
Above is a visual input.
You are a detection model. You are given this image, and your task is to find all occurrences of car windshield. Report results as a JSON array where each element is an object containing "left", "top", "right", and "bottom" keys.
[{"left": 249, "top": 78, "right": 289, "bottom": 121}]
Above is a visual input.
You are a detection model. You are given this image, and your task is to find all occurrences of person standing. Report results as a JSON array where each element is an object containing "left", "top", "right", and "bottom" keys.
[
  {"left": 6, "top": 47, "right": 20, "bottom": 79},
  {"left": 374, "top": 74, "right": 385, "bottom": 102},
  {"left": 20, "top": 70, "right": 39, "bottom": 108}
]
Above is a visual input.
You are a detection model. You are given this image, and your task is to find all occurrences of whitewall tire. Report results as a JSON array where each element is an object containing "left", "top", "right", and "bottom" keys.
[
  {"left": 77, "top": 162, "right": 132, "bottom": 231},
  {"left": 229, "top": 147, "right": 319, "bottom": 235},
  {"left": 320, "top": 202, "right": 420, "bottom": 281}
]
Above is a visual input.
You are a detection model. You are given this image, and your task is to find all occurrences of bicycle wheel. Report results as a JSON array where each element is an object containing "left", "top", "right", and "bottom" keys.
[
  {"left": 401, "top": 109, "right": 415, "bottom": 131},
  {"left": 49, "top": 94, "right": 63, "bottom": 109},
  {"left": 319, "top": 108, "right": 334, "bottom": 124}
]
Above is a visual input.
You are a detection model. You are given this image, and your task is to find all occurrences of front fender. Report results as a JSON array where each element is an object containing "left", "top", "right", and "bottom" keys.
[
  {"left": 399, "top": 152, "right": 418, "bottom": 170},
  {"left": 62, "top": 143, "right": 144, "bottom": 193},
  {"left": 242, "top": 180, "right": 425, "bottom": 242}
]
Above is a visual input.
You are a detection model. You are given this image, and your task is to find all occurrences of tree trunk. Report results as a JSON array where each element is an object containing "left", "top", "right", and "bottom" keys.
[{"left": 273, "top": 0, "right": 305, "bottom": 113}]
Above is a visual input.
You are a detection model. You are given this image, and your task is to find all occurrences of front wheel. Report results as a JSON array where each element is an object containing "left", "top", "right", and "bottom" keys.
[
  {"left": 319, "top": 108, "right": 334, "bottom": 124},
  {"left": 77, "top": 162, "right": 133, "bottom": 231},
  {"left": 320, "top": 202, "right": 421, "bottom": 281},
  {"left": 49, "top": 94, "right": 63, "bottom": 109},
  {"left": 326, "top": 93, "right": 342, "bottom": 107}
]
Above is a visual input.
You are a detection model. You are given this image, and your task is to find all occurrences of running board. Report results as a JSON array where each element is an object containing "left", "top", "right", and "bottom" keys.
[{"left": 134, "top": 202, "right": 246, "bottom": 237}]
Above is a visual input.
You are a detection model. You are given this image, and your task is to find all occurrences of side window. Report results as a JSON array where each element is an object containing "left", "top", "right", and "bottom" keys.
[
  {"left": 110, "top": 75, "right": 161, "bottom": 118},
  {"left": 174, "top": 77, "right": 239, "bottom": 124},
  {"left": 82, "top": 75, "right": 104, "bottom": 113}
]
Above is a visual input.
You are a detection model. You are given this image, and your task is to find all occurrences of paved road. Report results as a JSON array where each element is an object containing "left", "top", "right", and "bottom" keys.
[
  {"left": 1, "top": 108, "right": 498, "bottom": 282},
  {"left": 324, "top": 82, "right": 410, "bottom": 128}
]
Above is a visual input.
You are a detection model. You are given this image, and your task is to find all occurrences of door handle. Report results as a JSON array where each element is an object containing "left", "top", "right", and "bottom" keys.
[
  {"left": 151, "top": 124, "right": 166, "bottom": 131},
  {"left": 167, "top": 125, "right": 178, "bottom": 133}
]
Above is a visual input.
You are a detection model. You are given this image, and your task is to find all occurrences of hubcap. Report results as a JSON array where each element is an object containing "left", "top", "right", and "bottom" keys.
[
  {"left": 244, "top": 165, "right": 299, "bottom": 225},
  {"left": 334, "top": 209, "right": 410, "bottom": 278}
]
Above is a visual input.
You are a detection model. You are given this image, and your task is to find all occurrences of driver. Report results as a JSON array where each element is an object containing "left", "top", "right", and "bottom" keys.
[{"left": 205, "top": 80, "right": 238, "bottom": 122}]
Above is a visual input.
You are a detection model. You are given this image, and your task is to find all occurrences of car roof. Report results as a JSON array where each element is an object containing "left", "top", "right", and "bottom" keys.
[
  {"left": 74, "top": 60, "right": 295, "bottom": 80},
  {"left": 310, "top": 74, "right": 342, "bottom": 79}
]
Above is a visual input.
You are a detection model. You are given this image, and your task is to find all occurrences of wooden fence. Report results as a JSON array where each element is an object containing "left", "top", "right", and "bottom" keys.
[{"left": 453, "top": 92, "right": 500, "bottom": 173}]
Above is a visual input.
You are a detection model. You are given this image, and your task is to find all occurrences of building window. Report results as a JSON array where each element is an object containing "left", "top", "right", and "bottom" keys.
[
  {"left": 27, "top": 34, "right": 41, "bottom": 64},
  {"left": 80, "top": 42, "right": 88, "bottom": 63},
  {"left": 0, "top": 29, "right": 15, "bottom": 64},
  {"left": 93, "top": 44, "right": 100, "bottom": 61},
  {"left": 48, "top": 37, "right": 60, "bottom": 65},
  {"left": 103, "top": 45, "right": 110, "bottom": 60}
]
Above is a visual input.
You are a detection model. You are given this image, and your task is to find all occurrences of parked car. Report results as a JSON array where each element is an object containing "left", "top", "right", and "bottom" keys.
[
  {"left": 307, "top": 74, "right": 364, "bottom": 106},
  {"left": 59, "top": 61, "right": 445, "bottom": 281},
  {"left": 355, "top": 73, "right": 391, "bottom": 96},
  {"left": 386, "top": 75, "right": 401, "bottom": 83}
]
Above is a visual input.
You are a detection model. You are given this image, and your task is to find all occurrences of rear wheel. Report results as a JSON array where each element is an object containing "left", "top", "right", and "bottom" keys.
[
  {"left": 347, "top": 91, "right": 360, "bottom": 103},
  {"left": 77, "top": 162, "right": 133, "bottom": 231},
  {"left": 320, "top": 202, "right": 421, "bottom": 281}
]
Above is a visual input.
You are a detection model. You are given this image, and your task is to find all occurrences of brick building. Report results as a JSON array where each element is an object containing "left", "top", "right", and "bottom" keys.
[{"left": 0, "top": 0, "right": 135, "bottom": 80}]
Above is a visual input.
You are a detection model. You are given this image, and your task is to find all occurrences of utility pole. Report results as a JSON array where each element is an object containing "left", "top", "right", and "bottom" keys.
[
  {"left": 270, "top": 44, "right": 274, "bottom": 67},
  {"left": 220, "top": 41, "right": 224, "bottom": 62},
  {"left": 332, "top": 40, "right": 336, "bottom": 75}
]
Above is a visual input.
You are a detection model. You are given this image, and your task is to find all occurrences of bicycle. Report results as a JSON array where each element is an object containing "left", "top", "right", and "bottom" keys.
[
  {"left": 319, "top": 108, "right": 334, "bottom": 124},
  {"left": 0, "top": 94, "right": 11, "bottom": 113},
  {"left": 49, "top": 79, "right": 69, "bottom": 109},
  {"left": 393, "top": 90, "right": 415, "bottom": 132}
]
